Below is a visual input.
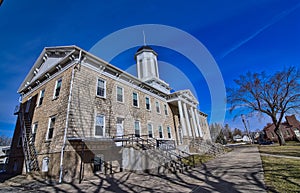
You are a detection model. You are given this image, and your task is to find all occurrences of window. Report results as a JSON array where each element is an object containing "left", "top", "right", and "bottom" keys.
[
  {"left": 47, "top": 116, "right": 56, "bottom": 140},
  {"left": 97, "top": 79, "right": 106, "bottom": 97},
  {"left": 32, "top": 122, "right": 38, "bottom": 143},
  {"left": 53, "top": 79, "right": 62, "bottom": 98},
  {"left": 155, "top": 101, "right": 160, "bottom": 113},
  {"left": 134, "top": 121, "right": 140, "bottom": 137},
  {"left": 38, "top": 89, "right": 45, "bottom": 106},
  {"left": 148, "top": 124, "right": 153, "bottom": 138},
  {"left": 145, "top": 97, "right": 150, "bottom": 110},
  {"left": 95, "top": 115, "right": 105, "bottom": 137},
  {"left": 17, "top": 135, "right": 22, "bottom": 147},
  {"left": 164, "top": 104, "right": 168, "bottom": 115},
  {"left": 42, "top": 157, "right": 49, "bottom": 172},
  {"left": 167, "top": 126, "right": 172, "bottom": 139},
  {"left": 286, "top": 130, "right": 290, "bottom": 136},
  {"left": 158, "top": 126, "right": 163, "bottom": 138},
  {"left": 116, "top": 86, "right": 124, "bottom": 102},
  {"left": 133, "top": 92, "right": 139, "bottom": 107}
]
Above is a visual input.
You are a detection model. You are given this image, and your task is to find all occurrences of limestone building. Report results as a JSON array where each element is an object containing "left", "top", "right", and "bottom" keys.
[{"left": 8, "top": 45, "right": 211, "bottom": 182}]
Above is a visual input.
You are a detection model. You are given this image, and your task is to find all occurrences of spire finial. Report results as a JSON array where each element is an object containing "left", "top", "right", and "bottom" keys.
[{"left": 143, "top": 30, "right": 146, "bottom": 46}]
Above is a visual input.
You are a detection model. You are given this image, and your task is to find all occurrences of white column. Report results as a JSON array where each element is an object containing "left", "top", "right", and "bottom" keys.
[
  {"left": 191, "top": 107, "right": 199, "bottom": 137},
  {"left": 150, "top": 59, "right": 156, "bottom": 77},
  {"left": 194, "top": 108, "right": 202, "bottom": 137},
  {"left": 177, "top": 100, "right": 187, "bottom": 136},
  {"left": 196, "top": 111, "right": 203, "bottom": 137},
  {"left": 183, "top": 102, "right": 192, "bottom": 137},
  {"left": 143, "top": 58, "right": 147, "bottom": 78}
]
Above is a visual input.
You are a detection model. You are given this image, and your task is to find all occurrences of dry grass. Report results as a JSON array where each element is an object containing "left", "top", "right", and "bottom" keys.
[
  {"left": 259, "top": 141, "right": 300, "bottom": 157},
  {"left": 259, "top": 141, "right": 300, "bottom": 192},
  {"left": 182, "top": 154, "right": 215, "bottom": 167}
]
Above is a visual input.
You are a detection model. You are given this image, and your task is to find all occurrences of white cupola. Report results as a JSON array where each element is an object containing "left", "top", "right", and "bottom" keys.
[
  {"left": 134, "top": 45, "right": 171, "bottom": 94},
  {"left": 134, "top": 45, "right": 159, "bottom": 81}
]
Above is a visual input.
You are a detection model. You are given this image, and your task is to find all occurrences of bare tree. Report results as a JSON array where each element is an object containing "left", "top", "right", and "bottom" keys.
[
  {"left": 228, "top": 67, "right": 300, "bottom": 145},
  {"left": 0, "top": 135, "right": 11, "bottom": 146}
]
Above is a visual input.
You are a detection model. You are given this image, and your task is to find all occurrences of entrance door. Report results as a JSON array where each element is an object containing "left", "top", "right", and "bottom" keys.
[
  {"left": 94, "top": 155, "right": 103, "bottom": 173},
  {"left": 116, "top": 118, "right": 124, "bottom": 146}
]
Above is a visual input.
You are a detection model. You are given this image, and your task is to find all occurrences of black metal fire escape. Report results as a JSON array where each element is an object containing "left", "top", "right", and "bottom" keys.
[{"left": 16, "top": 105, "right": 39, "bottom": 172}]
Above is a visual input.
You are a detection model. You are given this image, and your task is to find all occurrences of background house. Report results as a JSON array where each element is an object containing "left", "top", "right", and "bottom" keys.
[{"left": 263, "top": 115, "right": 300, "bottom": 142}]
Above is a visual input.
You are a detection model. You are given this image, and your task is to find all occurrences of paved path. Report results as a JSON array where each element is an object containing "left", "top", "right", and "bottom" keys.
[
  {"left": 260, "top": 153, "right": 300, "bottom": 160},
  {"left": 0, "top": 146, "right": 266, "bottom": 193}
]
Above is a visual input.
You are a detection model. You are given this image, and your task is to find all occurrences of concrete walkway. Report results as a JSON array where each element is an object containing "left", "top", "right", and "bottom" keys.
[
  {"left": 0, "top": 146, "right": 266, "bottom": 193},
  {"left": 260, "top": 153, "right": 300, "bottom": 160}
]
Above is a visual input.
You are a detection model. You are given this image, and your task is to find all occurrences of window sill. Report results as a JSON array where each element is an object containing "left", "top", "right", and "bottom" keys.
[
  {"left": 96, "top": 95, "right": 106, "bottom": 99},
  {"left": 52, "top": 96, "right": 59, "bottom": 101}
]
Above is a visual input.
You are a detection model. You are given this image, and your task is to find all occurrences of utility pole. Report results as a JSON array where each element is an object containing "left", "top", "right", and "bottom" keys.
[{"left": 241, "top": 114, "right": 252, "bottom": 144}]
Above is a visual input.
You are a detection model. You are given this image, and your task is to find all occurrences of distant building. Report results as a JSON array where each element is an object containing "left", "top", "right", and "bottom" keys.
[
  {"left": 8, "top": 45, "right": 211, "bottom": 182},
  {"left": 0, "top": 146, "right": 10, "bottom": 172},
  {"left": 263, "top": 115, "right": 300, "bottom": 142},
  {"left": 233, "top": 135, "right": 242, "bottom": 142}
]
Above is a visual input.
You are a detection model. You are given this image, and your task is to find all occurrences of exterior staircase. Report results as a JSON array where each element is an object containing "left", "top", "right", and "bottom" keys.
[
  {"left": 191, "top": 138, "right": 227, "bottom": 156},
  {"left": 17, "top": 106, "right": 39, "bottom": 172},
  {"left": 114, "top": 134, "right": 195, "bottom": 174}
]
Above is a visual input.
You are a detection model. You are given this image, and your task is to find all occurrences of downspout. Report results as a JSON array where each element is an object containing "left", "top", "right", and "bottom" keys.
[{"left": 59, "top": 50, "right": 81, "bottom": 183}]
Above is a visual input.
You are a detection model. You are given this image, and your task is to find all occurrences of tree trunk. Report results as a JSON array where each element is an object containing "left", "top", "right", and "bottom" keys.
[{"left": 274, "top": 127, "right": 286, "bottom": 146}]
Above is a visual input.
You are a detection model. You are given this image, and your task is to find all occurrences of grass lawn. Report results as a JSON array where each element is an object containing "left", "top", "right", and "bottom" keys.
[
  {"left": 259, "top": 142, "right": 300, "bottom": 192},
  {"left": 259, "top": 141, "right": 300, "bottom": 157}
]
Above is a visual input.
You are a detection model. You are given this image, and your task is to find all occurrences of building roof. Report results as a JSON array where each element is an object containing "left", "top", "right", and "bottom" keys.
[
  {"left": 286, "top": 115, "right": 300, "bottom": 128},
  {"left": 135, "top": 45, "right": 158, "bottom": 57}
]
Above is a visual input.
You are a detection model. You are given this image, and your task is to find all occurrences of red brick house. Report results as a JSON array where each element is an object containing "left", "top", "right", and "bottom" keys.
[{"left": 263, "top": 115, "right": 300, "bottom": 142}]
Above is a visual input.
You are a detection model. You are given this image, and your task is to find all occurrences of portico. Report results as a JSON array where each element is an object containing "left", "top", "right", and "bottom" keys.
[{"left": 167, "top": 90, "right": 204, "bottom": 145}]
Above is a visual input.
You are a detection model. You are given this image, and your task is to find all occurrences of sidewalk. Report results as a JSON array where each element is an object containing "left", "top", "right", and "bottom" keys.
[
  {"left": 260, "top": 153, "right": 300, "bottom": 160},
  {"left": 0, "top": 146, "right": 266, "bottom": 193}
]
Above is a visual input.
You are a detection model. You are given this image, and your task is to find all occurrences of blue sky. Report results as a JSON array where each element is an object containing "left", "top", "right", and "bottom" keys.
[{"left": 0, "top": 0, "right": 300, "bottom": 137}]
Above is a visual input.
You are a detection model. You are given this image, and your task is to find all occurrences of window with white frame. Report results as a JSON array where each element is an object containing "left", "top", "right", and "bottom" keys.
[
  {"left": 53, "top": 79, "right": 62, "bottom": 98},
  {"left": 32, "top": 122, "right": 38, "bottom": 143},
  {"left": 158, "top": 126, "right": 163, "bottom": 138},
  {"left": 148, "top": 124, "right": 153, "bottom": 138},
  {"left": 145, "top": 97, "right": 151, "bottom": 110},
  {"left": 155, "top": 101, "right": 160, "bottom": 113},
  {"left": 116, "top": 86, "right": 124, "bottom": 102},
  {"left": 167, "top": 126, "right": 172, "bottom": 139},
  {"left": 38, "top": 89, "right": 45, "bottom": 106},
  {"left": 164, "top": 104, "right": 168, "bottom": 115},
  {"left": 134, "top": 120, "right": 140, "bottom": 137},
  {"left": 95, "top": 115, "right": 105, "bottom": 137},
  {"left": 132, "top": 92, "right": 139, "bottom": 107},
  {"left": 47, "top": 116, "right": 56, "bottom": 140},
  {"left": 97, "top": 79, "right": 106, "bottom": 97}
]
